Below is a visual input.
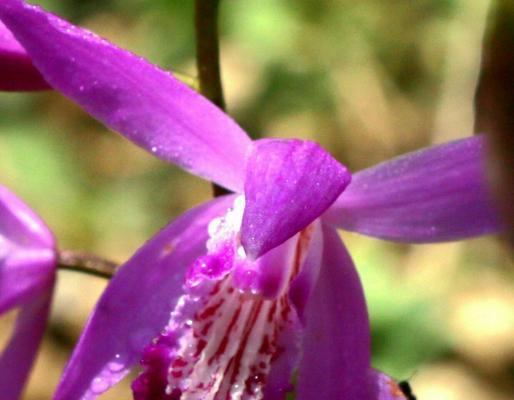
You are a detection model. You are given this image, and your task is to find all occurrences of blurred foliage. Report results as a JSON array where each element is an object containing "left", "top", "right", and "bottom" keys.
[{"left": 1, "top": 0, "right": 513, "bottom": 399}]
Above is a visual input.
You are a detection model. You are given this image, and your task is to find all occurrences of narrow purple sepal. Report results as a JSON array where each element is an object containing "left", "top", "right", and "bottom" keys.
[
  {"left": 297, "top": 225, "right": 372, "bottom": 400},
  {"left": 0, "top": 184, "right": 56, "bottom": 312},
  {"left": 0, "top": 184, "right": 54, "bottom": 249},
  {"left": 55, "top": 196, "right": 235, "bottom": 400},
  {"left": 0, "top": 184, "right": 56, "bottom": 399},
  {"left": 0, "top": 20, "right": 49, "bottom": 90},
  {"left": 0, "top": 248, "right": 56, "bottom": 314},
  {"left": 325, "top": 135, "right": 501, "bottom": 243},
  {"left": 0, "top": 289, "right": 53, "bottom": 399},
  {"left": 0, "top": 0, "right": 251, "bottom": 191},
  {"left": 241, "top": 139, "right": 351, "bottom": 259}
]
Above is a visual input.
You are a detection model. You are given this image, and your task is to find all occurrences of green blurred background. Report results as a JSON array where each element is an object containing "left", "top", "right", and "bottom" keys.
[{"left": 1, "top": 0, "right": 513, "bottom": 398}]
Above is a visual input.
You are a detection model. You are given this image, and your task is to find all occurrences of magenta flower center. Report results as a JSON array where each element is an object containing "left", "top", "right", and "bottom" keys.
[{"left": 132, "top": 198, "right": 313, "bottom": 399}]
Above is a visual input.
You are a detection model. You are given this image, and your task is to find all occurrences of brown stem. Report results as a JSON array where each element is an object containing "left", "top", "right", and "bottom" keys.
[
  {"left": 195, "top": 0, "right": 225, "bottom": 110},
  {"left": 195, "top": 0, "right": 231, "bottom": 197},
  {"left": 57, "top": 250, "right": 118, "bottom": 279},
  {"left": 474, "top": 0, "right": 514, "bottom": 249}
]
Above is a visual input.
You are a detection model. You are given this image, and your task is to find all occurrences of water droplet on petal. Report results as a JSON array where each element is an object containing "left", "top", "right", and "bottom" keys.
[
  {"left": 91, "top": 377, "right": 108, "bottom": 394},
  {"left": 107, "top": 354, "right": 125, "bottom": 372},
  {"left": 0, "top": 235, "right": 10, "bottom": 261}
]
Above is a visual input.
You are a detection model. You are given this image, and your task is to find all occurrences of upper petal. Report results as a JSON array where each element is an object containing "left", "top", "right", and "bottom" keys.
[
  {"left": 324, "top": 135, "right": 501, "bottom": 243},
  {"left": 0, "top": 0, "right": 252, "bottom": 191},
  {"left": 0, "top": 288, "right": 53, "bottom": 399},
  {"left": 297, "top": 225, "right": 372, "bottom": 400},
  {"left": 55, "top": 195, "right": 235, "bottom": 400},
  {"left": 241, "top": 139, "right": 351, "bottom": 259},
  {"left": 0, "top": 20, "right": 49, "bottom": 90}
]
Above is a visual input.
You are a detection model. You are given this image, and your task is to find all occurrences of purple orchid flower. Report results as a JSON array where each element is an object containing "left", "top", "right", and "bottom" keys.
[
  {"left": 0, "top": 1, "right": 501, "bottom": 399},
  {"left": 0, "top": 184, "right": 57, "bottom": 399}
]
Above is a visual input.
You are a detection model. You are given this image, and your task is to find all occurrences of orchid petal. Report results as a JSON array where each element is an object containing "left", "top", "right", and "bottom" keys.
[
  {"left": 0, "top": 20, "right": 48, "bottom": 90},
  {"left": 325, "top": 135, "right": 501, "bottom": 242},
  {"left": 0, "top": 0, "right": 251, "bottom": 191},
  {"left": 368, "top": 371, "right": 409, "bottom": 400},
  {"left": 241, "top": 139, "right": 351, "bottom": 259},
  {"left": 297, "top": 225, "right": 372, "bottom": 400},
  {"left": 55, "top": 195, "right": 235, "bottom": 400},
  {"left": 288, "top": 221, "right": 323, "bottom": 321},
  {"left": 256, "top": 221, "right": 323, "bottom": 400},
  {"left": 0, "top": 185, "right": 56, "bottom": 312},
  {"left": 0, "top": 186, "right": 56, "bottom": 398},
  {"left": 262, "top": 319, "right": 301, "bottom": 400},
  {"left": 0, "top": 288, "right": 53, "bottom": 399},
  {"left": 0, "top": 185, "right": 54, "bottom": 249},
  {"left": 263, "top": 221, "right": 324, "bottom": 400},
  {"left": 0, "top": 248, "right": 55, "bottom": 314}
]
